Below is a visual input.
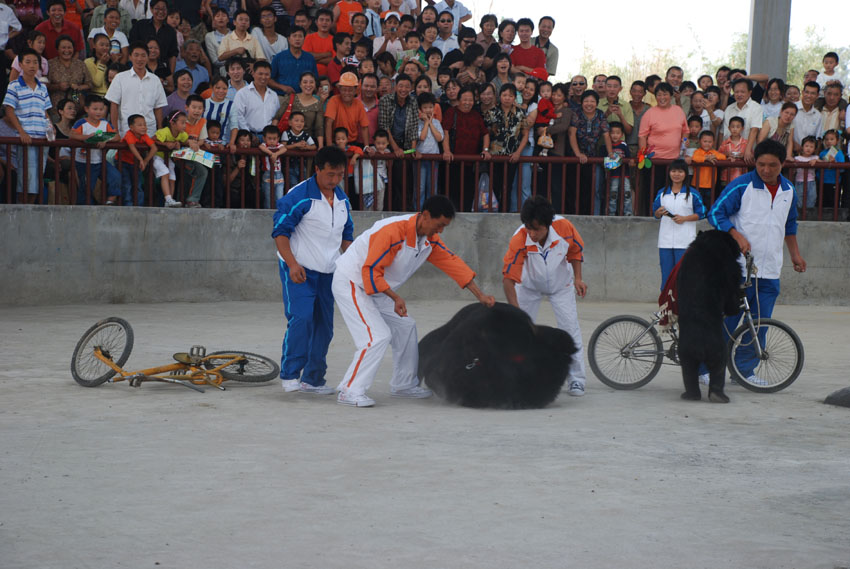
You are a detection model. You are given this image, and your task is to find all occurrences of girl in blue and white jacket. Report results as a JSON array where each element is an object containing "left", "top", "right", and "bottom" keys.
[{"left": 653, "top": 158, "right": 707, "bottom": 290}]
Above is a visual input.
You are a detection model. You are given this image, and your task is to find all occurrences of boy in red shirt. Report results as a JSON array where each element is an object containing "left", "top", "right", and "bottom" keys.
[{"left": 120, "top": 114, "right": 166, "bottom": 206}]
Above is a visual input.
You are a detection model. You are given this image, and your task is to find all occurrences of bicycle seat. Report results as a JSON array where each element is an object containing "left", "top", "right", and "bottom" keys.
[{"left": 173, "top": 352, "right": 196, "bottom": 364}]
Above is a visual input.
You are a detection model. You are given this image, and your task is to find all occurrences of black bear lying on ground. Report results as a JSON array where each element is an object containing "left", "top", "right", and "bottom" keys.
[
  {"left": 418, "top": 303, "right": 577, "bottom": 409},
  {"left": 677, "top": 229, "right": 742, "bottom": 403}
]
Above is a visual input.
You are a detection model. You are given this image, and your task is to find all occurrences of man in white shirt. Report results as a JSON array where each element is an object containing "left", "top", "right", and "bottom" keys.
[
  {"left": 723, "top": 78, "right": 763, "bottom": 160},
  {"left": 229, "top": 60, "right": 280, "bottom": 149},
  {"left": 106, "top": 41, "right": 167, "bottom": 136},
  {"left": 432, "top": 10, "right": 458, "bottom": 56},
  {"left": 0, "top": 3, "right": 22, "bottom": 51},
  {"left": 433, "top": 0, "right": 470, "bottom": 35},
  {"left": 792, "top": 81, "right": 823, "bottom": 151}
]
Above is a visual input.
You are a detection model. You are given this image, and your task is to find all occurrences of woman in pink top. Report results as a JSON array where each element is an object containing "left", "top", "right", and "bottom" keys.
[{"left": 637, "top": 82, "right": 688, "bottom": 214}]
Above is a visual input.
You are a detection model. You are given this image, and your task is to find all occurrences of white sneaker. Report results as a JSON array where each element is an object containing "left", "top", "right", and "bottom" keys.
[
  {"left": 337, "top": 391, "right": 376, "bottom": 407},
  {"left": 299, "top": 383, "right": 335, "bottom": 395},
  {"left": 699, "top": 373, "right": 710, "bottom": 385},
  {"left": 165, "top": 198, "right": 182, "bottom": 208},
  {"left": 746, "top": 374, "right": 769, "bottom": 387},
  {"left": 390, "top": 385, "right": 433, "bottom": 398},
  {"left": 567, "top": 381, "right": 585, "bottom": 397},
  {"left": 281, "top": 378, "right": 301, "bottom": 392}
]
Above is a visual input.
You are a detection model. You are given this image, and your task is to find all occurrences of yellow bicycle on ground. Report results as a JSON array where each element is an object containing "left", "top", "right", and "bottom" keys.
[{"left": 71, "top": 317, "right": 279, "bottom": 392}]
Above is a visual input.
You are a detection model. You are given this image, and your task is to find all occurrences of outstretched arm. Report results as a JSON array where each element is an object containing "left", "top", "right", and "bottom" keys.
[{"left": 466, "top": 279, "right": 495, "bottom": 307}]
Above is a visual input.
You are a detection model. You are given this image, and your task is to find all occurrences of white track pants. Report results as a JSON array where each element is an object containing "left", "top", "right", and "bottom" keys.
[
  {"left": 332, "top": 274, "right": 419, "bottom": 396},
  {"left": 516, "top": 283, "right": 586, "bottom": 387}
]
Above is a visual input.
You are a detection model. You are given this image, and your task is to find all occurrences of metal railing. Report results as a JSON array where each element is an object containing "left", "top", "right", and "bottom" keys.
[{"left": 1, "top": 137, "right": 847, "bottom": 221}]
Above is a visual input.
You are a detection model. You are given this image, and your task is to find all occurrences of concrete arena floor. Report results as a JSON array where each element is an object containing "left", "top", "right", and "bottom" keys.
[{"left": 1, "top": 300, "right": 849, "bottom": 569}]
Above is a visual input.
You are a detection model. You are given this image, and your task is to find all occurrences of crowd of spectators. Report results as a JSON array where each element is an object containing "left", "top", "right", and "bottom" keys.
[{"left": 0, "top": 0, "right": 847, "bottom": 215}]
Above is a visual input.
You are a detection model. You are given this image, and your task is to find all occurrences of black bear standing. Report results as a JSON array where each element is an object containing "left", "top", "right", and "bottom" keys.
[
  {"left": 677, "top": 230, "right": 742, "bottom": 402},
  {"left": 418, "top": 303, "right": 577, "bottom": 409}
]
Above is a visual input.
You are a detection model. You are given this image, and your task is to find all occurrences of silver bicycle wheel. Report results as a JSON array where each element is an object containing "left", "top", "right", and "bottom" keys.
[
  {"left": 727, "top": 318, "right": 804, "bottom": 393},
  {"left": 588, "top": 315, "right": 664, "bottom": 390},
  {"left": 71, "top": 317, "right": 134, "bottom": 387}
]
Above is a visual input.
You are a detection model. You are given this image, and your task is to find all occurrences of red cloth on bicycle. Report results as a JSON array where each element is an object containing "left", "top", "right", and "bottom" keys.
[{"left": 658, "top": 254, "right": 684, "bottom": 327}]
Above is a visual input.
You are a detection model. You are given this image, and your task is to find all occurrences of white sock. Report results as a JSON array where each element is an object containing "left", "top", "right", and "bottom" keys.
[{"left": 165, "top": 195, "right": 176, "bottom": 203}]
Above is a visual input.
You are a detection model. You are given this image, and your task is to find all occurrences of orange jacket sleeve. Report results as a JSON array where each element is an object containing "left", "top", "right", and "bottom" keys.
[
  {"left": 502, "top": 230, "right": 528, "bottom": 283},
  {"left": 552, "top": 218, "right": 585, "bottom": 263},
  {"left": 427, "top": 236, "right": 476, "bottom": 288},
  {"left": 361, "top": 224, "right": 406, "bottom": 295}
]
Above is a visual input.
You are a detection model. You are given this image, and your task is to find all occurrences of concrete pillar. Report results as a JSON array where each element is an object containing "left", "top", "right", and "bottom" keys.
[{"left": 747, "top": 0, "right": 791, "bottom": 79}]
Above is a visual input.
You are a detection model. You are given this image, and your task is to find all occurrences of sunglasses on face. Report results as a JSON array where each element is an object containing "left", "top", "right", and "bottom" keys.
[
  {"left": 572, "top": 82, "right": 586, "bottom": 86},
  {"left": 439, "top": 19, "right": 452, "bottom": 23}
]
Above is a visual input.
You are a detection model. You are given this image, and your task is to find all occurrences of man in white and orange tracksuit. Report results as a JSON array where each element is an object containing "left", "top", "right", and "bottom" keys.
[
  {"left": 332, "top": 195, "right": 496, "bottom": 407},
  {"left": 502, "top": 196, "right": 589, "bottom": 396}
]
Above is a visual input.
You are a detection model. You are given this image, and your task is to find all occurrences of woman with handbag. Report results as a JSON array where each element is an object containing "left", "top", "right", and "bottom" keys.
[{"left": 441, "top": 85, "right": 490, "bottom": 212}]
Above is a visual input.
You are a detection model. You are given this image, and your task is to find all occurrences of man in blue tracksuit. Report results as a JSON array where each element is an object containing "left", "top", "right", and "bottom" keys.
[
  {"left": 708, "top": 139, "right": 806, "bottom": 384},
  {"left": 272, "top": 146, "right": 354, "bottom": 394}
]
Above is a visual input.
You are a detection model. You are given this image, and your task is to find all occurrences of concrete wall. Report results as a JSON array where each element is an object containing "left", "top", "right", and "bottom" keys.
[{"left": 2, "top": 205, "right": 849, "bottom": 306}]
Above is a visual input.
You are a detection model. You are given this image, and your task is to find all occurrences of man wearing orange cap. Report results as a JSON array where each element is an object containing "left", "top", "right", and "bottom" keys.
[{"left": 324, "top": 72, "right": 371, "bottom": 147}]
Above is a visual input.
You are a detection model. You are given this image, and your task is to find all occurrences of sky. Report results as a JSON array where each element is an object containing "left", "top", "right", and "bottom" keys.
[{"left": 460, "top": 0, "right": 846, "bottom": 82}]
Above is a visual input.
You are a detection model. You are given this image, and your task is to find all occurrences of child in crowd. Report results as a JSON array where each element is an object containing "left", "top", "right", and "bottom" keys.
[
  {"left": 349, "top": 39, "right": 370, "bottom": 66},
  {"left": 652, "top": 158, "right": 705, "bottom": 290},
  {"left": 784, "top": 85, "right": 800, "bottom": 104},
  {"left": 415, "top": 91, "right": 443, "bottom": 208},
  {"left": 817, "top": 52, "right": 841, "bottom": 90},
  {"left": 69, "top": 94, "right": 122, "bottom": 205},
  {"left": 818, "top": 129, "right": 846, "bottom": 208},
  {"left": 683, "top": 115, "right": 702, "bottom": 159},
  {"left": 333, "top": 126, "right": 364, "bottom": 205},
  {"left": 154, "top": 110, "right": 198, "bottom": 208},
  {"left": 203, "top": 119, "right": 225, "bottom": 206},
  {"left": 690, "top": 130, "right": 725, "bottom": 206},
  {"left": 9, "top": 30, "right": 49, "bottom": 84},
  {"left": 703, "top": 86, "right": 725, "bottom": 128},
  {"left": 358, "top": 57, "right": 376, "bottom": 76},
  {"left": 396, "top": 31, "right": 426, "bottom": 70},
  {"left": 435, "top": 66, "right": 452, "bottom": 97},
  {"left": 119, "top": 114, "right": 161, "bottom": 206},
  {"left": 227, "top": 129, "right": 257, "bottom": 208},
  {"left": 368, "top": 129, "right": 391, "bottom": 211},
  {"left": 512, "top": 74, "right": 526, "bottom": 105},
  {"left": 181, "top": 95, "right": 211, "bottom": 208},
  {"left": 606, "top": 122, "right": 632, "bottom": 216},
  {"left": 259, "top": 124, "right": 287, "bottom": 207},
  {"left": 794, "top": 135, "right": 818, "bottom": 209},
  {"left": 280, "top": 111, "right": 317, "bottom": 189},
  {"left": 3, "top": 48, "right": 52, "bottom": 203},
  {"left": 718, "top": 116, "right": 747, "bottom": 182}
]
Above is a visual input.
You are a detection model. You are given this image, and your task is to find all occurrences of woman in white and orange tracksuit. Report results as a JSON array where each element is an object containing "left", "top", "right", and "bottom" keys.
[
  {"left": 502, "top": 196, "right": 589, "bottom": 396},
  {"left": 332, "top": 196, "right": 496, "bottom": 407}
]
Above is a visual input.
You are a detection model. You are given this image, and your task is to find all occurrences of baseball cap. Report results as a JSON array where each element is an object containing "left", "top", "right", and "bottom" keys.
[
  {"left": 382, "top": 11, "right": 401, "bottom": 21},
  {"left": 529, "top": 67, "right": 549, "bottom": 81}
]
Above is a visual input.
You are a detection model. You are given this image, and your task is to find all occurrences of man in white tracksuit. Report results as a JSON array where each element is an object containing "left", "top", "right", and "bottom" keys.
[
  {"left": 332, "top": 195, "right": 496, "bottom": 407},
  {"left": 502, "top": 196, "right": 589, "bottom": 396}
]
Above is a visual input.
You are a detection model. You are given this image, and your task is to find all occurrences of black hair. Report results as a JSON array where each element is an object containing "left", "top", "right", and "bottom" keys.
[
  {"left": 333, "top": 127, "right": 349, "bottom": 141},
  {"left": 173, "top": 69, "right": 193, "bottom": 85},
  {"left": 316, "top": 8, "right": 333, "bottom": 20},
  {"left": 630, "top": 80, "right": 646, "bottom": 91},
  {"left": 103, "top": 7, "right": 119, "bottom": 18},
  {"left": 233, "top": 9, "right": 249, "bottom": 20},
  {"left": 704, "top": 85, "right": 721, "bottom": 97},
  {"left": 457, "top": 84, "right": 476, "bottom": 100},
  {"left": 753, "top": 139, "right": 786, "bottom": 163},
  {"left": 166, "top": 7, "right": 181, "bottom": 19},
  {"left": 262, "top": 124, "right": 280, "bottom": 137},
  {"left": 54, "top": 33, "right": 74, "bottom": 50},
  {"left": 539, "top": 15, "right": 555, "bottom": 26},
  {"left": 127, "top": 114, "right": 144, "bottom": 126},
  {"left": 731, "top": 77, "right": 753, "bottom": 91},
  {"left": 823, "top": 51, "right": 839, "bottom": 63},
  {"left": 235, "top": 128, "right": 252, "bottom": 141},
  {"left": 654, "top": 82, "right": 674, "bottom": 96},
  {"left": 765, "top": 77, "right": 786, "bottom": 97},
  {"left": 822, "top": 129, "right": 841, "bottom": 141},
  {"left": 395, "top": 72, "right": 412, "bottom": 86},
  {"left": 91, "top": 32, "right": 109, "bottom": 46},
  {"left": 288, "top": 110, "right": 305, "bottom": 121},
  {"left": 417, "top": 91, "right": 436, "bottom": 107},
  {"left": 462, "top": 43, "right": 484, "bottom": 67},
  {"left": 497, "top": 19, "right": 516, "bottom": 39},
  {"left": 360, "top": 72, "right": 378, "bottom": 84},
  {"left": 697, "top": 74, "right": 713, "bottom": 86},
  {"left": 374, "top": 129, "right": 389, "bottom": 140},
  {"left": 46, "top": 0, "right": 65, "bottom": 11},
  {"left": 253, "top": 60, "right": 272, "bottom": 72},
  {"left": 779, "top": 101, "right": 798, "bottom": 114},
  {"left": 665, "top": 65, "right": 683, "bottom": 77},
  {"left": 400, "top": 14, "right": 416, "bottom": 26},
  {"left": 405, "top": 30, "right": 421, "bottom": 41},
  {"left": 687, "top": 115, "right": 703, "bottom": 127},
  {"left": 728, "top": 116, "right": 745, "bottom": 127},
  {"left": 492, "top": 51, "right": 511, "bottom": 69},
  {"left": 552, "top": 82, "right": 569, "bottom": 99},
  {"left": 500, "top": 83, "right": 518, "bottom": 97},
  {"left": 608, "top": 121, "right": 624, "bottom": 133},
  {"left": 315, "top": 145, "right": 348, "bottom": 170},
  {"left": 458, "top": 27, "right": 476, "bottom": 41},
  {"left": 580, "top": 89, "right": 599, "bottom": 103},
  {"left": 800, "top": 135, "right": 817, "bottom": 148},
  {"left": 437, "top": 10, "right": 454, "bottom": 21},
  {"left": 520, "top": 195, "right": 554, "bottom": 228},
  {"left": 167, "top": 110, "right": 187, "bottom": 124},
  {"left": 211, "top": 75, "right": 229, "bottom": 88},
  {"left": 17, "top": 47, "right": 41, "bottom": 66},
  {"left": 206, "top": 119, "right": 222, "bottom": 131},
  {"left": 333, "top": 32, "right": 351, "bottom": 49},
  {"left": 606, "top": 75, "right": 622, "bottom": 86},
  {"left": 288, "top": 26, "right": 307, "bottom": 37},
  {"left": 84, "top": 94, "right": 106, "bottom": 107},
  {"left": 666, "top": 158, "right": 692, "bottom": 197},
  {"left": 480, "top": 14, "right": 498, "bottom": 27},
  {"left": 416, "top": 75, "right": 433, "bottom": 89},
  {"left": 644, "top": 74, "right": 661, "bottom": 87},
  {"left": 259, "top": 5, "right": 276, "bottom": 15},
  {"left": 699, "top": 130, "right": 715, "bottom": 139},
  {"left": 436, "top": 66, "right": 452, "bottom": 77},
  {"left": 422, "top": 194, "right": 455, "bottom": 219},
  {"left": 185, "top": 94, "right": 204, "bottom": 107},
  {"left": 375, "top": 51, "right": 396, "bottom": 68},
  {"left": 516, "top": 17, "right": 534, "bottom": 32},
  {"left": 211, "top": 7, "right": 228, "bottom": 18},
  {"left": 803, "top": 80, "right": 820, "bottom": 93},
  {"left": 425, "top": 47, "right": 442, "bottom": 62},
  {"left": 680, "top": 80, "right": 696, "bottom": 92}
]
